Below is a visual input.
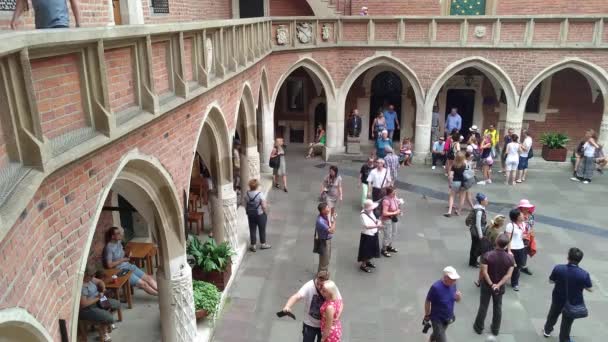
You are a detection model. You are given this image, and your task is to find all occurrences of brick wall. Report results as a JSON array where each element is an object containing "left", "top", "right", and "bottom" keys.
[
  {"left": 105, "top": 47, "right": 137, "bottom": 113},
  {"left": 1, "top": 0, "right": 111, "bottom": 29},
  {"left": 89, "top": 193, "right": 114, "bottom": 267},
  {"left": 151, "top": 41, "right": 171, "bottom": 95},
  {"left": 31, "top": 54, "right": 88, "bottom": 140},
  {"left": 0, "top": 60, "right": 266, "bottom": 339},
  {"left": 269, "top": 0, "right": 314, "bottom": 16},
  {"left": 525, "top": 69, "right": 603, "bottom": 150},
  {"left": 141, "top": 0, "right": 232, "bottom": 24},
  {"left": 496, "top": 0, "right": 608, "bottom": 15}
]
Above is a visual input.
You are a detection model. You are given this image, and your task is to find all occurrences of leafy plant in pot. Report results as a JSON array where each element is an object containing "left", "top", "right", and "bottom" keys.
[
  {"left": 539, "top": 132, "right": 570, "bottom": 162},
  {"left": 193, "top": 280, "right": 220, "bottom": 320},
  {"left": 187, "top": 237, "right": 236, "bottom": 291}
]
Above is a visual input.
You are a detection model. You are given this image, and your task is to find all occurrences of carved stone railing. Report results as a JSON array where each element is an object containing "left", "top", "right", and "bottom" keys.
[
  {"left": 271, "top": 15, "right": 607, "bottom": 49},
  {"left": 0, "top": 18, "right": 272, "bottom": 236}
]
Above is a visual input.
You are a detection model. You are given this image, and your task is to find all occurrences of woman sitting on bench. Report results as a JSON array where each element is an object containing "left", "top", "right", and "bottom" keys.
[{"left": 79, "top": 264, "right": 121, "bottom": 342}]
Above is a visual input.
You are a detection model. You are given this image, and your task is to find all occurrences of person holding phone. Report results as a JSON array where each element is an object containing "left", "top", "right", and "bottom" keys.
[
  {"left": 281, "top": 271, "right": 342, "bottom": 342},
  {"left": 79, "top": 264, "right": 120, "bottom": 342},
  {"left": 103, "top": 226, "right": 158, "bottom": 296}
]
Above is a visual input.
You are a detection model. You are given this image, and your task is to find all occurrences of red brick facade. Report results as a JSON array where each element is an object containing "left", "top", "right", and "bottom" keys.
[{"left": 269, "top": 0, "right": 314, "bottom": 16}]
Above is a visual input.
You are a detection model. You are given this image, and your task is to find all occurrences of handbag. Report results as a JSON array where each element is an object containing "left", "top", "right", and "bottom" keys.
[
  {"left": 313, "top": 228, "right": 321, "bottom": 254},
  {"left": 562, "top": 268, "right": 588, "bottom": 319},
  {"left": 97, "top": 295, "right": 111, "bottom": 310},
  {"left": 269, "top": 155, "right": 280, "bottom": 169}
]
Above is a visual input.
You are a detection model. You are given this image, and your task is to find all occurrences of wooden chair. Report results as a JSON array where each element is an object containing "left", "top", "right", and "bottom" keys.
[{"left": 187, "top": 194, "right": 204, "bottom": 235}]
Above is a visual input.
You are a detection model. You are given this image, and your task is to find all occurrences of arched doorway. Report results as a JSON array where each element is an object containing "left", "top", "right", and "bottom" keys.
[
  {"left": 233, "top": 84, "right": 260, "bottom": 205},
  {"left": 271, "top": 58, "right": 337, "bottom": 157},
  {"left": 425, "top": 57, "right": 517, "bottom": 156},
  {"left": 74, "top": 152, "right": 195, "bottom": 342},
  {"left": 519, "top": 60, "right": 608, "bottom": 150},
  {"left": 370, "top": 71, "right": 403, "bottom": 141}
]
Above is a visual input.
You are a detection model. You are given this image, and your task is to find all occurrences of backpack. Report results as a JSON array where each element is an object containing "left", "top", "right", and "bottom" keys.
[
  {"left": 465, "top": 208, "right": 487, "bottom": 238},
  {"left": 245, "top": 192, "right": 262, "bottom": 216}
]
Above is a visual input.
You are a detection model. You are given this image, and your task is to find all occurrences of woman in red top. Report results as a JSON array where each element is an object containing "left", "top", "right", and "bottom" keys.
[{"left": 320, "top": 280, "right": 343, "bottom": 342}]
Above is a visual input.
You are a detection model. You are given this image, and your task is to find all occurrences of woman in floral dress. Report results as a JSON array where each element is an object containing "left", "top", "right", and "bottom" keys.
[{"left": 320, "top": 280, "right": 343, "bottom": 342}]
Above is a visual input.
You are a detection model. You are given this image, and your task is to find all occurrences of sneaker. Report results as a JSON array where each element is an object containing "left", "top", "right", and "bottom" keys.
[
  {"left": 387, "top": 246, "right": 398, "bottom": 253},
  {"left": 111, "top": 324, "right": 116, "bottom": 331},
  {"left": 542, "top": 330, "right": 551, "bottom": 338},
  {"left": 477, "top": 181, "right": 486, "bottom": 185},
  {"left": 432, "top": 166, "right": 436, "bottom": 170},
  {"left": 583, "top": 180, "right": 590, "bottom": 184},
  {"left": 513, "top": 285, "right": 520, "bottom": 291},
  {"left": 486, "top": 335, "right": 498, "bottom": 342},
  {"left": 381, "top": 250, "right": 392, "bottom": 257},
  {"left": 260, "top": 243, "right": 272, "bottom": 249},
  {"left": 486, "top": 179, "right": 492, "bottom": 184},
  {"left": 521, "top": 267, "right": 533, "bottom": 275},
  {"left": 249, "top": 245, "right": 257, "bottom": 252},
  {"left": 570, "top": 177, "right": 580, "bottom": 182},
  {"left": 103, "top": 333, "right": 112, "bottom": 342}
]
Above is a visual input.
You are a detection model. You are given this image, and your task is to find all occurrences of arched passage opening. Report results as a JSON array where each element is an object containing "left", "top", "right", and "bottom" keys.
[
  {"left": 424, "top": 57, "right": 517, "bottom": 157},
  {"left": 0, "top": 308, "right": 52, "bottom": 342},
  {"left": 341, "top": 57, "right": 424, "bottom": 152},
  {"left": 271, "top": 58, "right": 337, "bottom": 158},
  {"left": 233, "top": 84, "right": 260, "bottom": 202},
  {"left": 73, "top": 153, "right": 194, "bottom": 342},
  {"left": 519, "top": 60, "right": 608, "bottom": 151}
]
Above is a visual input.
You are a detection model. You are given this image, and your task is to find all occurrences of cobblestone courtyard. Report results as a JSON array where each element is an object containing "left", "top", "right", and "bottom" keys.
[{"left": 213, "top": 149, "right": 608, "bottom": 342}]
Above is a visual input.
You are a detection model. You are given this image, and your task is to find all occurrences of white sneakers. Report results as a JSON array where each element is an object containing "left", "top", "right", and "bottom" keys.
[
  {"left": 432, "top": 166, "right": 436, "bottom": 170},
  {"left": 570, "top": 177, "right": 580, "bottom": 182},
  {"left": 103, "top": 333, "right": 112, "bottom": 341}
]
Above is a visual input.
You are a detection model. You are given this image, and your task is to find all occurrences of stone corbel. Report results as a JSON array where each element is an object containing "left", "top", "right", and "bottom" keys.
[
  {"left": 4, "top": 50, "right": 47, "bottom": 169},
  {"left": 138, "top": 36, "right": 159, "bottom": 114},
  {"left": 216, "top": 29, "right": 226, "bottom": 77},
  {"left": 85, "top": 41, "right": 113, "bottom": 137},
  {"left": 229, "top": 26, "right": 239, "bottom": 72},
  {"left": 173, "top": 33, "right": 189, "bottom": 99},
  {"left": 196, "top": 31, "right": 209, "bottom": 87}
]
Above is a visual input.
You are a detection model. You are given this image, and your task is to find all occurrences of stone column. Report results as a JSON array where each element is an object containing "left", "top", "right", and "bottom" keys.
[
  {"left": 325, "top": 99, "right": 344, "bottom": 158},
  {"left": 260, "top": 106, "right": 274, "bottom": 173},
  {"left": 210, "top": 185, "right": 240, "bottom": 249},
  {"left": 504, "top": 107, "right": 525, "bottom": 137},
  {"left": 358, "top": 95, "right": 371, "bottom": 146},
  {"left": 245, "top": 147, "right": 261, "bottom": 181},
  {"left": 598, "top": 112, "right": 608, "bottom": 148},
  {"left": 413, "top": 105, "right": 430, "bottom": 163},
  {"left": 157, "top": 267, "right": 197, "bottom": 342}
]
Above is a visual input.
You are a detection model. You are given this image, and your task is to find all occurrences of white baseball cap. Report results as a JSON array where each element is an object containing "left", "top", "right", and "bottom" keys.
[
  {"left": 443, "top": 266, "right": 460, "bottom": 280},
  {"left": 469, "top": 125, "right": 479, "bottom": 132}
]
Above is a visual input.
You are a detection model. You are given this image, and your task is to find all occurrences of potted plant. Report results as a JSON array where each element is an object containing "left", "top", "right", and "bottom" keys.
[
  {"left": 539, "top": 132, "right": 570, "bottom": 162},
  {"left": 187, "top": 237, "right": 235, "bottom": 290},
  {"left": 193, "top": 280, "right": 220, "bottom": 320}
]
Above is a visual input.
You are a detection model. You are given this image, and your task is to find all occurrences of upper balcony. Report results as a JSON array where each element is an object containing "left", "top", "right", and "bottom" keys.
[{"left": 0, "top": 14, "right": 606, "bottom": 232}]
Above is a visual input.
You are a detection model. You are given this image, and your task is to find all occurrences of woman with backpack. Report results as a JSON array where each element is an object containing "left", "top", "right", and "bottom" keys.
[
  {"left": 466, "top": 193, "right": 488, "bottom": 267},
  {"left": 445, "top": 131, "right": 461, "bottom": 178},
  {"left": 320, "top": 165, "right": 343, "bottom": 218},
  {"left": 245, "top": 179, "right": 271, "bottom": 252}
]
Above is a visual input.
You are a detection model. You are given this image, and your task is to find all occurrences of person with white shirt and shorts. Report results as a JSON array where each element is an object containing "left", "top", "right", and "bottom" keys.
[{"left": 504, "top": 134, "right": 520, "bottom": 186}]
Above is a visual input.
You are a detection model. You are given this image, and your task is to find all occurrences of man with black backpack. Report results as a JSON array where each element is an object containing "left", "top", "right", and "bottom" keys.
[
  {"left": 466, "top": 193, "right": 488, "bottom": 267},
  {"left": 245, "top": 179, "right": 271, "bottom": 252}
]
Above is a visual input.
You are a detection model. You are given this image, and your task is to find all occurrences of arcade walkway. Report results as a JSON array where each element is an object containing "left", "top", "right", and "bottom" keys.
[{"left": 212, "top": 146, "right": 608, "bottom": 342}]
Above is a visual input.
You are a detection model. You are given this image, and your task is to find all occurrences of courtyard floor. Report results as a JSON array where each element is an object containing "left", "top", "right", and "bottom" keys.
[{"left": 212, "top": 146, "right": 608, "bottom": 342}]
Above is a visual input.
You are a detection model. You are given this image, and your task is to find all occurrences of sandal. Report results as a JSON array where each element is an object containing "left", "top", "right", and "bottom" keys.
[
  {"left": 359, "top": 265, "right": 372, "bottom": 273},
  {"left": 454, "top": 210, "right": 460, "bottom": 216},
  {"left": 274, "top": 183, "right": 280, "bottom": 189},
  {"left": 366, "top": 261, "right": 376, "bottom": 268}
]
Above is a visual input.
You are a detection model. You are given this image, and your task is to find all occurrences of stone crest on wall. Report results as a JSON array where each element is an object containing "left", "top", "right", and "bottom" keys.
[
  {"left": 474, "top": 26, "right": 486, "bottom": 38},
  {"left": 296, "top": 22, "right": 313, "bottom": 44},
  {"left": 321, "top": 24, "right": 331, "bottom": 41},
  {"left": 276, "top": 25, "right": 288, "bottom": 45}
]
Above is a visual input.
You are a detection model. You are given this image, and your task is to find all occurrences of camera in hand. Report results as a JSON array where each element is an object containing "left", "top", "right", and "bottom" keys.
[{"left": 422, "top": 319, "right": 432, "bottom": 333}]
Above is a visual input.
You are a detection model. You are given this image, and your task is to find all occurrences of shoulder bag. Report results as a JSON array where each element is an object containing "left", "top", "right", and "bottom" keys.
[
  {"left": 269, "top": 154, "right": 281, "bottom": 169},
  {"left": 562, "top": 267, "right": 589, "bottom": 319}
]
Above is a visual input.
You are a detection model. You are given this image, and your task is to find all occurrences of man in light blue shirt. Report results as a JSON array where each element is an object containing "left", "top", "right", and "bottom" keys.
[
  {"left": 431, "top": 137, "right": 446, "bottom": 169},
  {"left": 445, "top": 108, "right": 462, "bottom": 135},
  {"left": 383, "top": 105, "right": 400, "bottom": 140}
]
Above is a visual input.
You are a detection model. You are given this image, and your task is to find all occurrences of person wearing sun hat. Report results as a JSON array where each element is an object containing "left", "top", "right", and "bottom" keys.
[
  {"left": 357, "top": 199, "right": 382, "bottom": 273},
  {"left": 424, "top": 266, "right": 462, "bottom": 342},
  {"left": 518, "top": 199, "right": 536, "bottom": 275}
]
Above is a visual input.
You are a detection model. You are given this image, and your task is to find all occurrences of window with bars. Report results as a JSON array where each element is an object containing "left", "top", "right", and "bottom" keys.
[
  {"left": 450, "top": 0, "right": 486, "bottom": 15},
  {"left": 152, "top": 0, "right": 170, "bottom": 14},
  {"left": 0, "top": 0, "right": 16, "bottom": 11}
]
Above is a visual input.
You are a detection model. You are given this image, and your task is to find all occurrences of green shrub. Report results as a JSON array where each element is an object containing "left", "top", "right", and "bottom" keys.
[
  {"left": 539, "top": 132, "right": 570, "bottom": 149},
  {"left": 187, "top": 237, "right": 236, "bottom": 272},
  {"left": 193, "top": 280, "right": 221, "bottom": 316}
]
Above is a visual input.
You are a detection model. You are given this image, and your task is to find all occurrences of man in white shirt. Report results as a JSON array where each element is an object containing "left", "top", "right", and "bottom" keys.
[
  {"left": 281, "top": 271, "right": 341, "bottom": 342},
  {"left": 516, "top": 130, "right": 533, "bottom": 183},
  {"left": 367, "top": 159, "right": 392, "bottom": 202}
]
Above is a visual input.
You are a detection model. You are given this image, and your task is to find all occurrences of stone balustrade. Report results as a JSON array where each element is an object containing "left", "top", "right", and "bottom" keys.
[{"left": 271, "top": 15, "right": 607, "bottom": 49}]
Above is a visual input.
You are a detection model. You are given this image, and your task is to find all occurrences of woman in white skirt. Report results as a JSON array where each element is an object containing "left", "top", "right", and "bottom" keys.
[{"left": 358, "top": 199, "right": 382, "bottom": 273}]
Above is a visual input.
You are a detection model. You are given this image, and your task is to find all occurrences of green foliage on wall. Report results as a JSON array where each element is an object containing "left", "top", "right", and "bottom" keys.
[{"left": 450, "top": 0, "right": 486, "bottom": 15}]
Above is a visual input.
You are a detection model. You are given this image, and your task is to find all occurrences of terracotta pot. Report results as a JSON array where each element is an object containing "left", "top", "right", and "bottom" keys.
[
  {"left": 195, "top": 309, "right": 208, "bottom": 320},
  {"left": 541, "top": 145, "right": 568, "bottom": 162},
  {"left": 191, "top": 262, "right": 232, "bottom": 291}
]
